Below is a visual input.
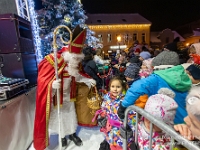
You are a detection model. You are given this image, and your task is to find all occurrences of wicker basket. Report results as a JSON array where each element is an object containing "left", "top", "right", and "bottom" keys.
[{"left": 87, "top": 86, "right": 102, "bottom": 115}]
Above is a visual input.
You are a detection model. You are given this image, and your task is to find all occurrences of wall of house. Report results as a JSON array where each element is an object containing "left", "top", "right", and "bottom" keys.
[
  {"left": 88, "top": 24, "right": 151, "bottom": 53},
  {"left": 158, "top": 29, "right": 174, "bottom": 47},
  {"left": 184, "top": 36, "right": 200, "bottom": 46}
]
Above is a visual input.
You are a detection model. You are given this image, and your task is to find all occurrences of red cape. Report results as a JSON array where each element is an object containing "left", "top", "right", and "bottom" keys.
[
  {"left": 33, "top": 53, "right": 91, "bottom": 150},
  {"left": 33, "top": 53, "right": 66, "bottom": 150}
]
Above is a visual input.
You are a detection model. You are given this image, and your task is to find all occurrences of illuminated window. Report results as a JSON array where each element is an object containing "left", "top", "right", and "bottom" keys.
[
  {"left": 142, "top": 33, "right": 146, "bottom": 42},
  {"left": 107, "top": 34, "right": 112, "bottom": 42},
  {"left": 98, "top": 34, "right": 103, "bottom": 42},
  {"left": 125, "top": 34, "right": 128, "bottom": 42},
  {"left": 133, "top": 33, "right": 137, "bottom": 41}
]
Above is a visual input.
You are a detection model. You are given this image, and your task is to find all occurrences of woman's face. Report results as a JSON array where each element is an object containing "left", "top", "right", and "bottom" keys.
[
  {"left": 189, "top": 46, "right": 196, "bottom": 56},
  {"left": 184, "top": 113, "right": 200, "bottom": 140}
]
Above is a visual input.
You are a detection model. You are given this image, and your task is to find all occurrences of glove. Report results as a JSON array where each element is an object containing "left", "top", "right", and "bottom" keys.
[
  {"left": 117, "top": 102, "right": 127, "bottom": 119},
  {"left": 120, "top": 124, "right": 133, "bottom": 139},
  {"left": 89, "top": 79, "right": 96, "bottom": 87},
  {"left": 52, "top": 79, "right": 61, "bottom": 89},
  {"left": 97, "top": 117, "right": 107, "bottom": 127}
]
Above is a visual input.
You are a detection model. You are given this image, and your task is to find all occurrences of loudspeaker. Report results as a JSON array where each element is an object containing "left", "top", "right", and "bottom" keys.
[
  {"left": 0, "top": 0, "right": 18, "bottom": 15},
  {"left": 0, "top": 53, "right": 38, "bottom": 88},
  {"left": 0, "top": 13, "right": 35, "bottom": 54}
]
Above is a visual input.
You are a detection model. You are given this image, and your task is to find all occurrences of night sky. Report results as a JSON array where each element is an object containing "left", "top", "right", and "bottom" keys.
[{"left": 34, "top": 0, "right": 200, "bottom": 31}]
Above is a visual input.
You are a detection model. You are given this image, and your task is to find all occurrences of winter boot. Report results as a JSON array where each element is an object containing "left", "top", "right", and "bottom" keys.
[
  {"left": 61, "top": 137, "right": 67, "bottom": 147},
  {"left": 69, "top": 133, "right": 83, "bottom": 146},
  {"left": 99, "top": 140, "right": 110, "bottom": 150}
]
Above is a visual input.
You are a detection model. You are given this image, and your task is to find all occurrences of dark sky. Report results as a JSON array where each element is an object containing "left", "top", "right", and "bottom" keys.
[
  {"left": 34, "top": 0, "right": 200, "bottom": 31},
  {"left": 81, "top": 0, "right": 200, "bottom": 31}
]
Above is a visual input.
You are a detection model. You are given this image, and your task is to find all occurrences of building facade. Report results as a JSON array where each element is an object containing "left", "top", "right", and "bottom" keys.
[{"left": 86, "top": 13, "right": 151, "bottom": 53}]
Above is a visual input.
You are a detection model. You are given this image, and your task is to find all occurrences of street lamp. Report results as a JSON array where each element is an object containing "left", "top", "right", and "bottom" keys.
[{"left": 117, "top": 35, "right": 121, "bottom": 51}]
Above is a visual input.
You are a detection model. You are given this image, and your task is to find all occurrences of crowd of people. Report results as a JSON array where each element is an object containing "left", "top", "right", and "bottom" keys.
[
  {"left": 82, "top": 39, "right": 200, "bottom": 150},
  {"left": 33, "top": 26, "right": 200, "bottom": 150}
]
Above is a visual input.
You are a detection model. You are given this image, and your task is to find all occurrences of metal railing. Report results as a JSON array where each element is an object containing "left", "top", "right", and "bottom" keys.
[{"left": 123, "top": 105, "right": 200, "bottom": 150}]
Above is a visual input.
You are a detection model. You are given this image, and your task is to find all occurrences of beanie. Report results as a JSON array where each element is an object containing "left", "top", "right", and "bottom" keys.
[
  {"left": 144, "top": 88, "right": 178, "bottom": 126},
  {"left": 134, "top": 48, "right": 141, "bottom": 53},
  {"left": 152, "top": 50, "right": 180, "bottom": 67},
  {"left": 186, "top": 86, "right": 200, "bottom": 121},
  {"left": 164, "top": 42, "right": 178, "bottom": 51},
  {"left": 139, "top": 51, "right": 151, "bottom": 60},
  {"left": 129, "top": 56, "right": 142, "bottom": 67},
  {"left": 124, "top": 63, "right": 140, "bottom": 79},
  {"left": 186, "top": 54, "right": 200, "bottom": 80}
]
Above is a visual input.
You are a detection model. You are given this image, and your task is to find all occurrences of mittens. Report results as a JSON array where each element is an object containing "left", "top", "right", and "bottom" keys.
[
  {"left": 117, "top": 102, "right": 127, "bottom": 119},
  {"left": 119, "top": 124, "right": 133, "bottom": 139},
  {"left": 97, "top": 117, "right": 107, "bottom": 127},
  {"left": 52, "top": 79, "right": 61, "bottom": 89}
]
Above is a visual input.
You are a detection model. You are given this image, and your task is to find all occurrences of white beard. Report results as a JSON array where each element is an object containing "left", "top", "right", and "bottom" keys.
[{"left": 62, "top": 51, "right": 84, "bottom": 77}]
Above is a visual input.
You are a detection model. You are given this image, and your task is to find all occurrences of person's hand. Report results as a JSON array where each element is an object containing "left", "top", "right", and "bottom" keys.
[
  {"left": 89, "top": 79, "right": 96, "bottom": 87},
  {"left": 52, "top": 79, "right": 61, "bottom": 89},
  {"left": 174, "top": 124, "right": 194, "bottom": 140},
  {"left": 117, "top": 102, "right": 127, "bottom": 120}
]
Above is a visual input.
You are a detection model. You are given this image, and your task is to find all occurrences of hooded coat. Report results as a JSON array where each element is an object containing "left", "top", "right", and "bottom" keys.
[{"left": 122, "top": 65, "right": 192, "bottom": 124}]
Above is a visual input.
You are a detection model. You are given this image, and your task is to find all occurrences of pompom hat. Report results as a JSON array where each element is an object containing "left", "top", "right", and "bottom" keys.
[
  {"left": 144, "top": 88, "right": 178, "bottom": 126},
  {"left": 186, "top": 86, "right": 200, "bottom": 121}
]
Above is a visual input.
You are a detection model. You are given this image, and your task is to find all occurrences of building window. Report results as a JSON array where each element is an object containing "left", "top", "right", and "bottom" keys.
[
  {"left": 124, "top": 34, "right": 128, "bottom": 42},
  {"left": 166, "top": 37, "right": 169, "bottom": 43},
  {"left": 107, "top": 34, "right": 112, "bottom": 42},
  {"left": 142, "top": 33, "right": 146, "bottom": 42},
  {"left": 133, "top": 33, "right": 137, "bottom": 41},
  {"left": 98, "top": 34, "right": 103, "bottom": 42}
]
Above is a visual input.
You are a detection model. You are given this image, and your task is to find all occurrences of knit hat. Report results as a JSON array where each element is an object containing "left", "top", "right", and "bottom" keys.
[
  {"left": 129, "top": 56, "right": 142, "bottom": 66},
  {"left": 134, "top": 48, "right": 141, "bottom": 53},
  {"left": 186, "top": 86, "right": 200, "bottom": 121},
  {"left": 164, "top": 42, "right": 178, "bottom": 51},
  {"left": 190, "top": 43, "right": 200, "bottom": 55},
  {"left": 124, "top": 63, "right": 140, "bottom": 79},
  {"left": 144, "top": 88, "right": 178, "bottom": 125},
  {"left": 186, "top": 54, "right": 200, "bottom": 80},
  {"left": 139, "top": 51, "right": 151, "bottom": 60},
  {"left": 152, "top": 50, "right": 180, "bottom": 67}
]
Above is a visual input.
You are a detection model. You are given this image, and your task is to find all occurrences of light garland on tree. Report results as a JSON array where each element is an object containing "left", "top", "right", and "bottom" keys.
[{"left": 27, "top": 0, "right": 43, "bottom": 63}]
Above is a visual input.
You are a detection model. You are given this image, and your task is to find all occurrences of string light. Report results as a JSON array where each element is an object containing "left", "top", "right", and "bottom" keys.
[
  {"left": 28, "top": 0, "right": 43, "bottom": 63},
  {"left": 88, "top": 24, "right": 151, "bottom": 30}
]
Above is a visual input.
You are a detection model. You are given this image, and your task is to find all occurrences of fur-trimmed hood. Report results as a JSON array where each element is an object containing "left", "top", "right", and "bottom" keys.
[{"left": 186, "top": 86, "right": 200, "bottom": 120}]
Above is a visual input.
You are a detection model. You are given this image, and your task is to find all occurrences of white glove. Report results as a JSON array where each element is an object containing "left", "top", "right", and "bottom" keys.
[
  {"left": 52, "top": 79, "right": 61, "bottom": 89},
  {"left": 89, "top": 79, "right": 96, "bottom": 87}
]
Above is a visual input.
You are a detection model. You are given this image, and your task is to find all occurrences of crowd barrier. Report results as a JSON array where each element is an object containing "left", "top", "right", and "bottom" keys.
[{"left": 123, "top": 105, "right": 200, "bottom": 150}]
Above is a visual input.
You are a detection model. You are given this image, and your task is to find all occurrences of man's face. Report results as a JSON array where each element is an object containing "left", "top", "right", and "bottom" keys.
[
  {"left": 184, "top": 112, "right": 200, "bottom": 140},
  {"left": 63, "top": 52, "right": 84, "bottom": 67}
]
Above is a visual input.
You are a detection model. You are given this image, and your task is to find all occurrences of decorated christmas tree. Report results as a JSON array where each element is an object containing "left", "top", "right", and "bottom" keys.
[{"left": 35, "top": 0, "right": 101, "bottom": 57}]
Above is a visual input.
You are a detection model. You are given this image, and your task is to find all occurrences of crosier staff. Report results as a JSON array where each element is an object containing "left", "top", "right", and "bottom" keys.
[{"left": 52, "top": 25, "right": 72, "bottom": 150}]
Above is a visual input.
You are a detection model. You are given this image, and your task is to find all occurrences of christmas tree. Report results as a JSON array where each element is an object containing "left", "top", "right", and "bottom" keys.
[{"left": 35, "top": 0, "right": 101, "bottom": 57}]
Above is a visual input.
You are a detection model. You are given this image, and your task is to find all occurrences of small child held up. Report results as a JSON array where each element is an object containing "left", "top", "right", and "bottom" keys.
[
  {"left": 139, "top": 58, "right": 153, "bottom": 78},
  {"left": 137, "top": 88, "right": 178, "bottom": 149},
  {"left": 97, "top": 76, "right": 136, "bottom": 150}
]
